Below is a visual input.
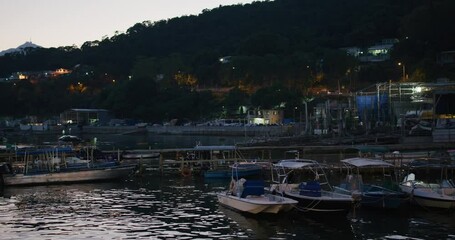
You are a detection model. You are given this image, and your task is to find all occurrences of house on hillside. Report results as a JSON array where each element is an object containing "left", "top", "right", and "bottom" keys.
[
  {"left": 247, "top": 109, "right": 283, "bottom": 125},
  {"left": 60, "top": 109, "right": 111, "bottom": 126},
  {"left": 342, "top": 39, "right": 399, "bottom": 63},
  {"left": 437, "top": 51, "right": 455, "bottom": 65}
]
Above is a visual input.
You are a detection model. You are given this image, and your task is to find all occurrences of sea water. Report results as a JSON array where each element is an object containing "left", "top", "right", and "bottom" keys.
[{"left": 1, "top": 173, "right": 455, "bottom": 240}]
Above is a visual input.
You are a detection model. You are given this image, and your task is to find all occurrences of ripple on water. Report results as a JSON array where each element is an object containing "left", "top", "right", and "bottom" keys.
[
  {"left": 1, "top": 176, "right": 454, "bottom": 239},
  {"left": 0, "top": 181, "right": 244, "bottom": 239}
]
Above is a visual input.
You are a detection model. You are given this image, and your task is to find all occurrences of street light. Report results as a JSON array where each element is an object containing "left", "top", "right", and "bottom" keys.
[{"left": 398, "top": 62, "right": 406, "bottom": 81}]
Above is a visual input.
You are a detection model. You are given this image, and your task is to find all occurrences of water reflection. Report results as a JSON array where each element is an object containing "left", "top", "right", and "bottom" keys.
[
  {"left": 0, "top": 176, "right": 239, "bottom": 239},
  {"left": 350, "top": 209, "right": 411, "bottom": 239},
  {"left": 0, "top": 174, "right": 454, "bottom": 239}
]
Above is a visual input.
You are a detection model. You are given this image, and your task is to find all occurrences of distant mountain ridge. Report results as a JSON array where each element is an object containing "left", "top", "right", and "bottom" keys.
[{"left": 0, "top": 41, "right": 42, "bottom": 56}]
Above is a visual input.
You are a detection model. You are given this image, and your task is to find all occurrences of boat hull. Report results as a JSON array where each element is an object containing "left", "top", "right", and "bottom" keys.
[
  {"left": 411, "top": 194, "right": 455, "bottom": 209},
  {"left": 217, "top": 192, "right": 296, "bottom": 214},
  {"left": 122, "top": 152, "right": 159, "bottom": 159},
  {"left": 361, "top": 191, "right": 409, "bottom": 209},
  {"left": 2, "top": 165, "right": 136, "bottom": 186},
  {"left": 282, "top": 190, "right": 354, "bottom": 214},
  {"left": 400, "top": 184, "right": 455, "bottom": 209}
]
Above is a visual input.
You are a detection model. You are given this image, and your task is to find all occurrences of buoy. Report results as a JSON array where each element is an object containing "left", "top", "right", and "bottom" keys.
[{"left": 181, "top": 166, "right": 191, "bottom": 177}]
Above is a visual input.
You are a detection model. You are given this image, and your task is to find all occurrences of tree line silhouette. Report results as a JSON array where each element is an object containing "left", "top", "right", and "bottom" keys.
[{"left": 0, "top": 0, "right": 454, "bottom": 123}]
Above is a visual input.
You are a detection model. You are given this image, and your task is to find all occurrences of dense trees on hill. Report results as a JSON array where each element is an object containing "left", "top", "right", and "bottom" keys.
[{"left": 0, "top": 0, "right": 454, "bottom": 122}]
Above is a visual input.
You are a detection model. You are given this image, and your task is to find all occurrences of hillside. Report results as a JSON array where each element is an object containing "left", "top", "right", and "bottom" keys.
[{"left": 0, "top": 0, "right": 454, "bottom": 121}]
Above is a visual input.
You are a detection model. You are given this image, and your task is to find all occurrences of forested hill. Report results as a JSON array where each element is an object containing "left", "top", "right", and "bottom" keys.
[{"left": 0, "top": 0, "right": 454, "bottom": 121}]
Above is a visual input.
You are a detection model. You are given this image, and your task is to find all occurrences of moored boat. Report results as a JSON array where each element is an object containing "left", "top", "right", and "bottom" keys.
[
  {"left": 217, "top": 178, "right": 297, "bottom": 214},
  {"left": 336, "top": 157, "right": 408, "bottom": 209},
  {"left": 400, "top": 171, "right": 455, "bottom": 209},
  {"left": 217, "top": 162, "right": 297, "bottom": 214},
  {"left": 58, "top": 135, "right": 82, "bottom": 144},
  {"left": 0, "top": 146, "right": 137, "bottom": 186},
  {"left": 205, "top": 162, "right": 262, "bottom": 179},
  {"left": 162, "top": 145, "right": 263, "bottom": 178},
  {"left": 122, "top": 150, "right": 160, "bottom": 159},
  {"left": 269, "top": 158, "right": 355, "bottom": 214},
  {"left": 1, "top": 164, "right": 136, "bottom": 186}
]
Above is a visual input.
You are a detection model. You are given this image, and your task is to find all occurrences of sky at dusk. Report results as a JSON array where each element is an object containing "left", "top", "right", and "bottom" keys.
[{"left": 0, "top": 0, "right": 262, "bottom": 51}]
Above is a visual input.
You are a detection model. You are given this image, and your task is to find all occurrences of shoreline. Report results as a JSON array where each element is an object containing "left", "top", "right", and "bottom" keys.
[{"left": 3, "top": 125, "right": 454, "bottom": 153}]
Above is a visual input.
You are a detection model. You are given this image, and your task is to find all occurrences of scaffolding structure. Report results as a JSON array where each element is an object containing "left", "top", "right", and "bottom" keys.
[{"left": 355, "top": 81, "right": 455, "bottom": 129}]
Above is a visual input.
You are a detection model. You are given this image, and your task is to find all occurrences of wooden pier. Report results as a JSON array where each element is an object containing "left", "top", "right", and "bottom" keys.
[
  {"left": 116, "top": 141, "right": 455, "bottom": 177},
  {"left": 2, "top": 140, "right": 454, "bottom": 178}
]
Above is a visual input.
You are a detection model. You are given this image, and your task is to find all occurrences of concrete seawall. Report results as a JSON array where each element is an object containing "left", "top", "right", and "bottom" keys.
[
  {"left": 41, "top": 125, "right": 296, "bottom": 137},
  {"left": 145, "top": 125, "right": 294, "bottom": 136}
]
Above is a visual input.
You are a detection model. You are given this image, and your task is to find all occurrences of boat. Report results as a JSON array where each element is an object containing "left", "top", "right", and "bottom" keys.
[
  {"left": 0, "top": 146, "right": 137, "bottom": 186},
  {"left": 162, "top": 145, "right": 263, "bottom": 178},
  {"left": 217, "top": 163, "right": 297, "bottom": 214},
  {"left": 400, "top": 174, "right": 455, "bottom": 209},
  {"left": 205, "top": 162, "right": 262, "bottom": 179},
  {"left": 336, "top": 157, "right": 408, "bottom": 209},
  {"left": 1, "top": 164, "right": 136, "bottom": 186},
  {"left": 122, "top": 150, "right": 160, "bottom": 159},
  {"left": 58, "top": 135, "right": 82, "bottom": 144},
  {"left": 163, "top": 145, "right": 239, "bottom": 176},
  {"left": 399, "top": 160, "right": 455, "bottom": 209},
  {"left": 269, "top": 158, "right": 355, "bottom": 214},
  {"left": 196, "top": 145, "right": 263, "bottom": 179}
]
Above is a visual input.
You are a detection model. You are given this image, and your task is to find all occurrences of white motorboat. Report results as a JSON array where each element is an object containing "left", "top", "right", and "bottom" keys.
[
  {"left": 400, "top": 173, "right": 455, "bottom": 209},
  {"left": 217, "top": 178, "right": 297, "bottom": 214}
]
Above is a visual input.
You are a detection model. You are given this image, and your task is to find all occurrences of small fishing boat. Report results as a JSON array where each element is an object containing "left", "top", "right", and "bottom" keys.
[
  {"left": 205, "top": 162, "right": 262, "bottom": 179},
  {"left": 217, "top": 163, "right": 297, "bottom": 214},
  {"left": 400, "top": 163, "right": 455, "bottom": 209},
  {"left": 58, "top": 135, "right": 82, "bottom": 144},
  {"left": 269, "top": 158, "right": 355, "bottom": 214},
  {"left": 165, "top": 145, "right": 262, "bottom": 178},
  {"left": 336, "top": 157, "right": 408, "bottom": 209},
  {"left": 122, "top": 150, "right": 160, "bottom": 159},
  {"left": 1, "top": 164, "right": 137, "bottom": 186},
  {"left": 0, "top": 146, "right": 137, "bottom": 186}
]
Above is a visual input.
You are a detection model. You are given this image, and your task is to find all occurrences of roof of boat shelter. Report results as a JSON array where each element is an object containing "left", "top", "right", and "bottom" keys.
[
  {"left": 341, "top": 157, "right": 393, "bottom": 168},
  {"left": 273, "top": 159, "right": 318, "bottom": 169}
]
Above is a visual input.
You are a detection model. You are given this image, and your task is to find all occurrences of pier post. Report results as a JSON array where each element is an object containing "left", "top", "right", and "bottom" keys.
[{"left": 159, "top": 153, "right": 163, "bottom": 175}]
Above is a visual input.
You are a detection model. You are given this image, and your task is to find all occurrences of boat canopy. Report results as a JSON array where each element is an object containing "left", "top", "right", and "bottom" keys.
[
  {"left": 341, "top": 157, "right": 393, "bottom": 168},
  {"left": 273, "top": 159, "right": 318, "bottom": 169}
]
